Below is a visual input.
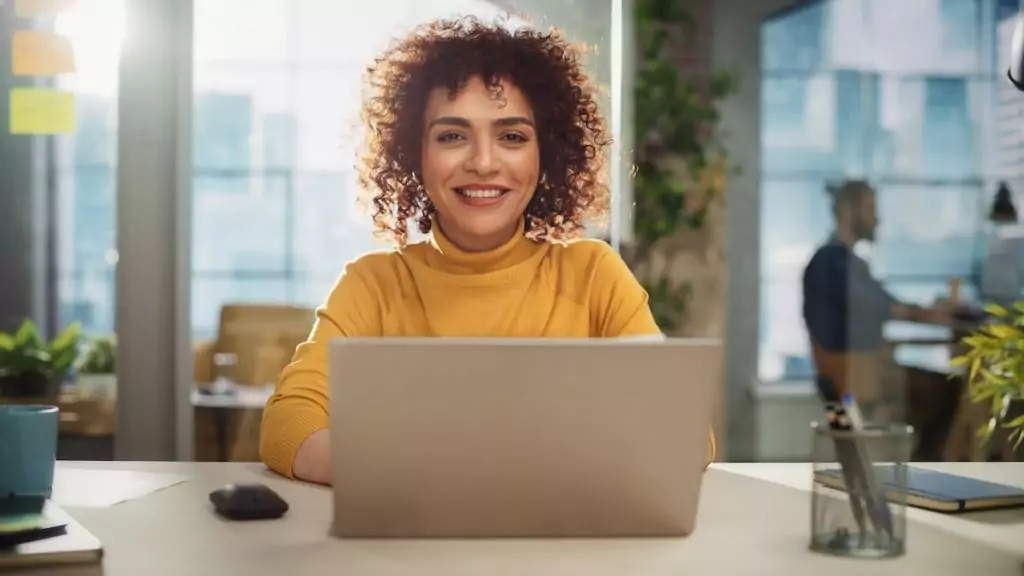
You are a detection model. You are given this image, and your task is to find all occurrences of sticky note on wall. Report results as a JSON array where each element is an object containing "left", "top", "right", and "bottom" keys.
[
  {"left": 12, "top": 31, "right": 76, "bottom": 76},
  {"left": 14, "top": 0, "right": 76, "bottom": 18},
  {"left": 9, "top": 87, "right": 76, "bottom": 134}
]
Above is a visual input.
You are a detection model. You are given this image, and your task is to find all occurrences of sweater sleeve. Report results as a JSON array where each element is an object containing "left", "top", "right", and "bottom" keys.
[
  {"left": 259, "top": 261, "right": 381, "bottom": 478},
  {"left": 588, "top": 243, "right": 662, "bottom": 338}
]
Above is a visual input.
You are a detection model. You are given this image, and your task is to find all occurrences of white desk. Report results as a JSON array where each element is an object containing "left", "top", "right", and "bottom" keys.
[{"left": 34, "top": 461, "right": 1024, "bottom": 575}]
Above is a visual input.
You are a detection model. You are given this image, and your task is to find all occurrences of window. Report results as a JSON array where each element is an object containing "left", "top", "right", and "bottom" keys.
[
  {"left": 55, "top": 1, "right": 124, "bottom": 335},
  {"left": 758, "top": 0, "right": 1004, "bottom": 382},
  {"left": 871, "top": 181, "right": 982, "bottom": 278}
]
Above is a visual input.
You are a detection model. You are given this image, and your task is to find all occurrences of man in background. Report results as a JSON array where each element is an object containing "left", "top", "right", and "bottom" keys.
[{"left": 802, "top": 179, "right": 960, "bottom": 460}]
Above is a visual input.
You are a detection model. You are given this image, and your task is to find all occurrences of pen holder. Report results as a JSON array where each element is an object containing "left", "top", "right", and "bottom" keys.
[{"left": 809, "top": 422, "right": 914, "bottom": 558}]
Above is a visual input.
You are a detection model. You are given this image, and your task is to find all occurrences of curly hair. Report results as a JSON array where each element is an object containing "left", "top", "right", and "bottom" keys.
[{"left": 357, "top": 16, "right": 611, "bottom": 248}]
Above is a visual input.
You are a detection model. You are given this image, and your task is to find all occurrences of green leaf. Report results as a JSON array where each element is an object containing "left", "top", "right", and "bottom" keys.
[
  {"left": 976, "top": 421, "right": 993, "bottom": 443},
  {"left": 1002, "top": 413, "right": 1024, "bottom": 430},
  {"left": 78, "top": 335, "right": 116, "bottom": 374},
  {"left": 1012, "top": 428, "right": 1024, "bottom": 452},
  {"left": 50, "top": 322, "right": 81, "bottom": 349},
  {"left": 14, "top": 320, "right": 43, "bottom": 348},
  {"left": 987, "top": 324, "right": 1020, "bottom": 339},
  {"left": 992, "top": 395, "right": 1007, "bottom": 418},
  {"left": 969, "top": 356, "right": 982, "bottom": 385},
  {"left": 0, "top": 319, "right": 86, "bottom": 379},
  {"left": 949, "top": 355, "right": 970, "bottom": 367},
  {"left": 986, "top": 304, "right": 1009, "bottom": 317}
]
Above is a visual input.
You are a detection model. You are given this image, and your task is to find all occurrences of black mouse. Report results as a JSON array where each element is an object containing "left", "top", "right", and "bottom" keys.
[{"left": 209, "top": 483, "right": 289, "bottom": 521}]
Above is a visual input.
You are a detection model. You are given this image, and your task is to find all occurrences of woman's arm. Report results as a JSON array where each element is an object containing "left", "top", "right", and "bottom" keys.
[
  {"left": 587, "top": 243, "right": 661, "bottom": 338},
  {"left": 292, "top": 428, "right": 331, "bottom": 484},
  {"left": 259, "top": 261, "right": 381, "bottom": 482}
]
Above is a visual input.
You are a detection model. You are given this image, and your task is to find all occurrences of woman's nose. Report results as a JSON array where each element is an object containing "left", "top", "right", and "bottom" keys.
[{"left": 464, "top": 141, "right": 498, "bottom": 174}]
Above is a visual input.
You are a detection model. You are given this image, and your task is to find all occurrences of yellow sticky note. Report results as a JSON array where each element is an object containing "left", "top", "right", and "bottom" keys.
[
  {"left": 12, "top": 31, "right": 76, "bottom": 76},
  {"left": 9, "top": 88, "right": 76, "bottom": 135},
  {"left": 14, "top": 0, "right": 75, "bottom": 18}
]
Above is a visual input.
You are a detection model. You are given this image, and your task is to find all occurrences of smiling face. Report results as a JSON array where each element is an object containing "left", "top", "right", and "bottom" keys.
[{"left": 420, "top": 76, "right": 540, "bottom": 252}]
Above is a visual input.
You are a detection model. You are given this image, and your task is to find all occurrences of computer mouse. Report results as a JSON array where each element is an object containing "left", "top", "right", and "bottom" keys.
[{"left": 209, "top": 483, "right": 289, "bottom": 521}]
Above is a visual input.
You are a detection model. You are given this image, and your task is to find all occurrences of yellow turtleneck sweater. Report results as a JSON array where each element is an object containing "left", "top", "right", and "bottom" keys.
[{"left": 260, "top": 221, "right": 715, "bottom": 478}]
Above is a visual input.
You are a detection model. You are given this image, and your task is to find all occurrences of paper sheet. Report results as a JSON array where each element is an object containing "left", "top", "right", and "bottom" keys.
[
  {"left": 14, "top": 0, "right": 75, "bottom": 18},
  {"left": 52, "top": 469, "right": 189, "bottom": 509},
  {"left": 8, "top": 88, "right": 76, "bottom": 135},
  {"left": 12, "top": 30, "right": 76, "bottom": 76}
]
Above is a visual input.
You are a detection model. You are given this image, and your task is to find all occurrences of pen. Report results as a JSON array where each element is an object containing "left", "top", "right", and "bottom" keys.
[
  {"left": 841, "top": 393, "right": 867, "bottom": 430},
  {"left": 841, "top": 393, "right": 895, "bottom": 540},
  {"left": 816, "top": 377, "right": 869, "bottom": 541}
]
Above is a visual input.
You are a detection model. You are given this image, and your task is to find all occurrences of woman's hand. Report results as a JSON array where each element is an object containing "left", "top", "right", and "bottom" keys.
[{"left": 293, "top": 428, "right": 331, "bottom": 485}]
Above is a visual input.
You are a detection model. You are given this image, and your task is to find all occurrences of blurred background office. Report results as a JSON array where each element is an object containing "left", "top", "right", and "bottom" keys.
[{"left": 1, "top": 0, "right": 1023, "bottom": 464}]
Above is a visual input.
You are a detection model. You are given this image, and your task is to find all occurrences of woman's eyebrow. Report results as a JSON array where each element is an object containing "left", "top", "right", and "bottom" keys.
[
  {"left": 493, "top": 116, "right": 534, "bottom": 128},
  {"left": 427, "top": 116, "right": 535, "bottom": 129},
  {"left": 428, "top": 116, "right": 471, "bottom": 129}
]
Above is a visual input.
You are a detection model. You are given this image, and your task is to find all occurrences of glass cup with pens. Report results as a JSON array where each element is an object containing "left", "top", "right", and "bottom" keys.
[{"left": 810, "top": 377, "right": 915, "bottom": 558}]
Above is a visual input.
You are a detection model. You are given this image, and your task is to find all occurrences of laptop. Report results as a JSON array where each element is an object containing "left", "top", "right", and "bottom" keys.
[{"left": 328, "top": 337, "right": 721, "bottom": 538}]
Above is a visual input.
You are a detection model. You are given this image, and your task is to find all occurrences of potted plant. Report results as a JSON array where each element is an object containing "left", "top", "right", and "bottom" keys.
[
  {"left": 76, "top": 335, "right": 117, "bottom": 400},
  {"left": 952, "top": 302, "right": 1024, "bottom": 453},
  {"left": 0, "top": 320, "right": 82, "bottom": 400}
]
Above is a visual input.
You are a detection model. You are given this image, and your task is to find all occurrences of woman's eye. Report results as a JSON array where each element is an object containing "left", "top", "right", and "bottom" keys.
[
  {"left": 436, "top": 132, "right": 464, "bottom": 143},
  {"left": 501, "top": 132, "right": 528, "bottom": 143}
]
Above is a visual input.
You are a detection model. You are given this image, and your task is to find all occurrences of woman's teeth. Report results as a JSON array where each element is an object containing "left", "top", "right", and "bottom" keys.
[{"left": 457, "top": 188, "right": 505, "bottom": 198}]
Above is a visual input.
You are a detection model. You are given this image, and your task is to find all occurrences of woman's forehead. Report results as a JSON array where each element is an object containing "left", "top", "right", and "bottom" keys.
[{"left": 423, "top": 77, "right": 534, "bottom": 121}]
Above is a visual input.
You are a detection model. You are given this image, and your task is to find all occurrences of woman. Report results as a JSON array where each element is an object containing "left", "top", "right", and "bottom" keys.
[{"left": 260, "top": 16, "right": 714, "bottom": 483}]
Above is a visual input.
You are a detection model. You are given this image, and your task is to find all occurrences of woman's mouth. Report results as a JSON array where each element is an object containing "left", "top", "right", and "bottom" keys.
[{"left": 453, "top": 187, "right": 510, "bottom": 207}]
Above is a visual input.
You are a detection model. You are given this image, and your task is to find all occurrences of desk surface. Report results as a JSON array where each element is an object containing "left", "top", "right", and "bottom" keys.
[{"left": 29, "top": 461, "right": 1024, "bottom": 576}]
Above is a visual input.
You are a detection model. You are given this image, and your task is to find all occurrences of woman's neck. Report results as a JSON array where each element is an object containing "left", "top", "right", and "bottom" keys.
[
  {"left": 433, "top": 218, "right": 519, "bottom": 253},
  {"left": 425, "top": 216, "right": 540, "bottom": 275}
]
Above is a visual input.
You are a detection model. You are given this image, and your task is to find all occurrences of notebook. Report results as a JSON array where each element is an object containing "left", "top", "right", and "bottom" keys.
[
  {"left": 814, "top": 465, "right": 1024, "bottom": 513},
  {"left": 0, "top": 500, "right": 103, "bottom": 570}
]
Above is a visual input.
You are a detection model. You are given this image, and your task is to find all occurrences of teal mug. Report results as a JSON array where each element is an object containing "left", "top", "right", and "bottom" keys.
[{"left": 0, "top": 405, "right": 59, "bottom": 498}]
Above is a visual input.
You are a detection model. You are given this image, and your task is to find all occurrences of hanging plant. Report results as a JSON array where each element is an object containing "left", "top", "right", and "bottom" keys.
[{"left": 625, "top": 0, "right": 738, "bottom": 332}]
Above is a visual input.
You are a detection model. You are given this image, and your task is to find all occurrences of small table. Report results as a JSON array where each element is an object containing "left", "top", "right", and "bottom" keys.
[{"left": 190, "top": 384, "right": 273, "bottom": 461}]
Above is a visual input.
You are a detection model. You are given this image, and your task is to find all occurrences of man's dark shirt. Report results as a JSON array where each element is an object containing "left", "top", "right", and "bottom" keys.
[{"left": 802, "top": 238, "right": 895, "bottom": 352}]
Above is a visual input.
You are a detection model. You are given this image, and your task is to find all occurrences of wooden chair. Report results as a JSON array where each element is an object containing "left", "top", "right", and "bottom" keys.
[
  {"left": 193, "top": 304, "right": 314, "bottom": 462},
  {"left": 198, "top": 304, "right": 314, "bottom": 386}
]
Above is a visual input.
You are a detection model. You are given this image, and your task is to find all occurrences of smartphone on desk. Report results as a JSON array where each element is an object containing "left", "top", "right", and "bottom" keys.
[{"left": 0, "top": 496, "right": 67, "bottom": 548}]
